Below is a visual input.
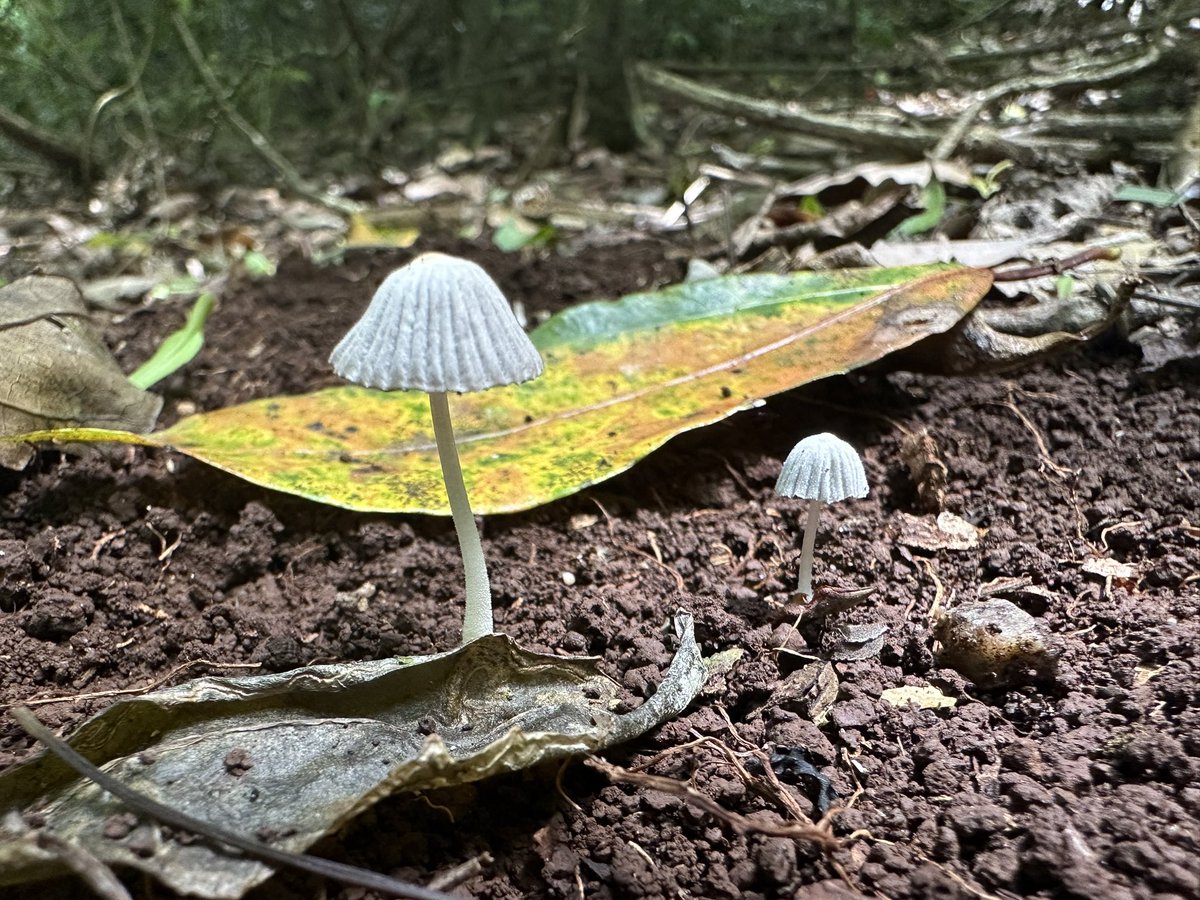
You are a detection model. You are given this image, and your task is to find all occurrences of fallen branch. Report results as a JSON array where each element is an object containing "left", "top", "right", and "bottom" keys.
[
  {"left": 635, "top": 61, "right": 933, "bottom": 155},
  {"left": 640, "top": 48, "right": 1171, "bottom": 167},
  {"left": 584, "top": 754, "right": 838, "bottom": 849},
  {"left": 934, "top": 43, "right": 1162, "bottom": 159}
]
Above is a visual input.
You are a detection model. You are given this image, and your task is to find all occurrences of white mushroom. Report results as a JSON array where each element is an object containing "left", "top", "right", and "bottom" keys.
[
  {"left": 775, "top": 432, "right": 868, "bottom": 599},
  {"left": 330, "top": 253, "right": 544, "bottom": 644}
]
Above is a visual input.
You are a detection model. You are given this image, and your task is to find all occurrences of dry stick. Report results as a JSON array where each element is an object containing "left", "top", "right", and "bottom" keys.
[
  {"left": 169, "top": 11, "right": 359, "bottom": 216},
  {"left": 426, "top": 852, "right": 493, "bottom": 892},
  {"left": 933, "top": 44, "right": 1162, "bottom": 160},
  {"left": 23, "top": 660, "right": 261, "bottom": 707},
  {"left": 635, "top": 62, "right": 932, "bottom": 154},
  {"left": 584, "top": 755, "right": 838, "bottom": 850},
  {"left": 33, "top": 832, "right": 131, "bottom": 900},
  {"left": 10, "top": 707, "right": 454, "bottom": 900},
  {"left": 992, "top": 246, "right": 1122, "bottom": 282}
]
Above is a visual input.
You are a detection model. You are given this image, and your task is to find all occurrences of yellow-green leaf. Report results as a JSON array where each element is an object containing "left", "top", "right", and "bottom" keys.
[{"left": 10, "top": 265, "right": 990, "bottom": 514}]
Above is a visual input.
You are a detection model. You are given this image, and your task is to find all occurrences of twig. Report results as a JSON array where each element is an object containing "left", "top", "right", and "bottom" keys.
[
  {"left": 636, "top": 61, "right": 932, "bottom": 154},
  {"left": 991, "top": 391, "right": 1075, "bottom": 480},
  {"left": 109, "top": 0, "right": 165, "bottom": 200},
  {"left": 585, "top": 754, "right": 837, "bottom": 849},
  {"left": 22, "top": 660, "right": 261, "bottom": 707},
  {"left": 934, "top": 44, "right": 1162, "bottom": 160},
  {"left": 33, "top": 832, "right": 131, "bottom": 900},
  {"left": 992, "top": 246, "right": 1122, "bottom": 282},
  {"left": 10, "top": 707, "right": 454, "bottom": 900},
  {"left": 426, "top": 852, "right": 493, "bottom": 891}
]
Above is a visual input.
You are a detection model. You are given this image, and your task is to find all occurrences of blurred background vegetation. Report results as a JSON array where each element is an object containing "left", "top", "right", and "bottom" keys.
[{"left": 0, "top": 0, "right": 1194, "bottom": 206}]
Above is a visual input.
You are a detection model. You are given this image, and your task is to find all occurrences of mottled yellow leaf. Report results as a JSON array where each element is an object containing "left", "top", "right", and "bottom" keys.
[{"left": 9, "top": 265, "right": 990, "bottom": 513}]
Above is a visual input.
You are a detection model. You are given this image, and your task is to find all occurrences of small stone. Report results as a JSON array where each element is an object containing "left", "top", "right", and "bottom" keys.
[
  {"left": 935, "top": 599, "right": 1058, "bottom": 686},
  {"left": 223, "top": 748, "right": 254, "bottom": 777}
]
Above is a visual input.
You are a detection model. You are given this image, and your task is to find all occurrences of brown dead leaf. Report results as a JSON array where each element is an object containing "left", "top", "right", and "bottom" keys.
[
  {"left": 895, "top": 511, "right": 985, "bottom": 552},
  {"left": 0, "top": 276, "right": 162, "bottom": 468},
  {"left": 773, "top": 661, "right": 839, "bottom": 725}
]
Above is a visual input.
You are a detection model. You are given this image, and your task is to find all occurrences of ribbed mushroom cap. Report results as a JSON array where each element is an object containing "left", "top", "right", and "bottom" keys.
[
  {"left": 775, "top": 432, "right": 869, "bottom": 502},
  {"left": 329, "top": 252, "right": 544, "bottom": 393}
]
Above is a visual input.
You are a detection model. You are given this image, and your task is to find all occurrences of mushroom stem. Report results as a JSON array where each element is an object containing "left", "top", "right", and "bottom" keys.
[
  {"left": 428, "top": 390, "right": 492, "bottom": 643},
  {"left": 796, "top": 499, "right": 823, "bottom": 599}
]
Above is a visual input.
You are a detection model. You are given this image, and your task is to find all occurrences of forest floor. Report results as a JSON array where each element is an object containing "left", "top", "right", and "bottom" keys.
[{"left": 1, "top": 237, "right": 1198, "bottom": 899}]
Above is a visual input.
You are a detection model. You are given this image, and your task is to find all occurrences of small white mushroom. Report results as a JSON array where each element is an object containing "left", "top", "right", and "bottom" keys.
[
  {"left": 775, "top": 432, "right": 868, "bottom": 599},
  {"left": 330, "top": 252, "right": 544, "bottom": 644}
]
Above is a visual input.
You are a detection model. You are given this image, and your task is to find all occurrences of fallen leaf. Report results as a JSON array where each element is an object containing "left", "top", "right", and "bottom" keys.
[
  {"left": 1134, "top": 663, "right": 1166, "bottom": 686},
  {"left": 776, "top": 159, "right": 974, "bottom": 197},
  {"left": 0, "top": 277, "right": 162, "bottom": 469},
  {"left": 900, "top": 428, "right": 948, "bottom": 513},
  {"left": 9, "top": 265, "right": 989, "bottom": 513},
  {"left": 772, "top": 661, "right": 839, "bottom": 724},
  {"left": 1081, "top": 556, "right": 1140, "bottom": 587},
  {"left": 828, "top": 622, "right": 888, "bottom": 661},
  {"left": 0, "top": 614, "right": 736, "bottom": 899},
  {"left": 896, "top": 511, "right": 985, "bottom": 551},
  {"left": 880, "top": 684, "right": 957, "bottom": 710},
  {"left": 871, "top": 237, "right": 1032, "bottom": 268}
]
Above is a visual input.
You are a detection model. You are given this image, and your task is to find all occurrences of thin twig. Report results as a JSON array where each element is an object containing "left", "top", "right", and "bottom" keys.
[
  {"left": 23, "top": 660, "right": 261, "bottom": 707},
  {"left": 585, "top": 755, "right": 837, "bottom": 849},
  {"left": 934, "top": 44, "right": 1161, "bottom": 159},
  {"left": 426, "top": 852, "right": 493, "bottom": 891},
  {"left": 34, "top": 832, "right": 132, "bottom": 900},
  {"left": 990, "top": 392, "right": 1075, "bottom": 480}
]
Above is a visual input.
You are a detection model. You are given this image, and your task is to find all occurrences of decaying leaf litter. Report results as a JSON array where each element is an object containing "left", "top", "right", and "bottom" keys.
[{"left": 1, "top": 29, "right": 1199, "bottom": 900}]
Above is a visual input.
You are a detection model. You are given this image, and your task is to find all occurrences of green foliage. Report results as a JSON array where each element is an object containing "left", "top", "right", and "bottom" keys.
[
  {"left": 128, "top": 293, "right": 214, "bottom": 390},
  {"left": 890, "top": 179, "right": 946, "bottom": 238},
  {"left": 1112, "top": 184, "right": 1184, "bottom": 207}
]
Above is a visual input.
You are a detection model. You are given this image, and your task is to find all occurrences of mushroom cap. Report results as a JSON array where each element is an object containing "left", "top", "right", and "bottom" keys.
[
  {"left": 329, "top": 252, "right": 544, "bottom": 393},
  {"left": 775, "top": 432, "right": 869, "bottom": 502}
]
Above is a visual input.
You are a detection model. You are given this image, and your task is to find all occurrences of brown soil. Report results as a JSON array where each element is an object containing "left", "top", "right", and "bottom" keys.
[{"left": 2, "top": 239, "right": 1198, "bottom": 900}]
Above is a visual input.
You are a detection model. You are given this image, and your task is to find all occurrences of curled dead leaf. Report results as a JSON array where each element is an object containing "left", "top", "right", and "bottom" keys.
[
  {"left": 0, "top": 276, "right": 161, "bottom": 469},
  {"left": 896, "top": 511, "right": 985, "bottom": 552},
  {"left": 0, "top": 614, "right": 736, "bottom": 899}
]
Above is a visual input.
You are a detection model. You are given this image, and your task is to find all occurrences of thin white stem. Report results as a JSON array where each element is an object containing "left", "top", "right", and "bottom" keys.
[
  {"left": 797, "top": 499, "right": 823, "bottom": 599},
  {"left": 428, "top": 391, "right": 491, "bottom": 643}
]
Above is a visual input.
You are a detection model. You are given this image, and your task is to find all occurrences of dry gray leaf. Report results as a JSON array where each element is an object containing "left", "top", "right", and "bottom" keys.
[
  {"left": 880, "top": 684, "right": 957, "bottom": 710},
  {"left": 827, "top": 622, "right": 888, "bottom": 661},
  {"left": 0, "top": 614, "right": 735, "bottom": 899},
  {"left": 0, "top": 276, "right": 162, "bottom": 468}
]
